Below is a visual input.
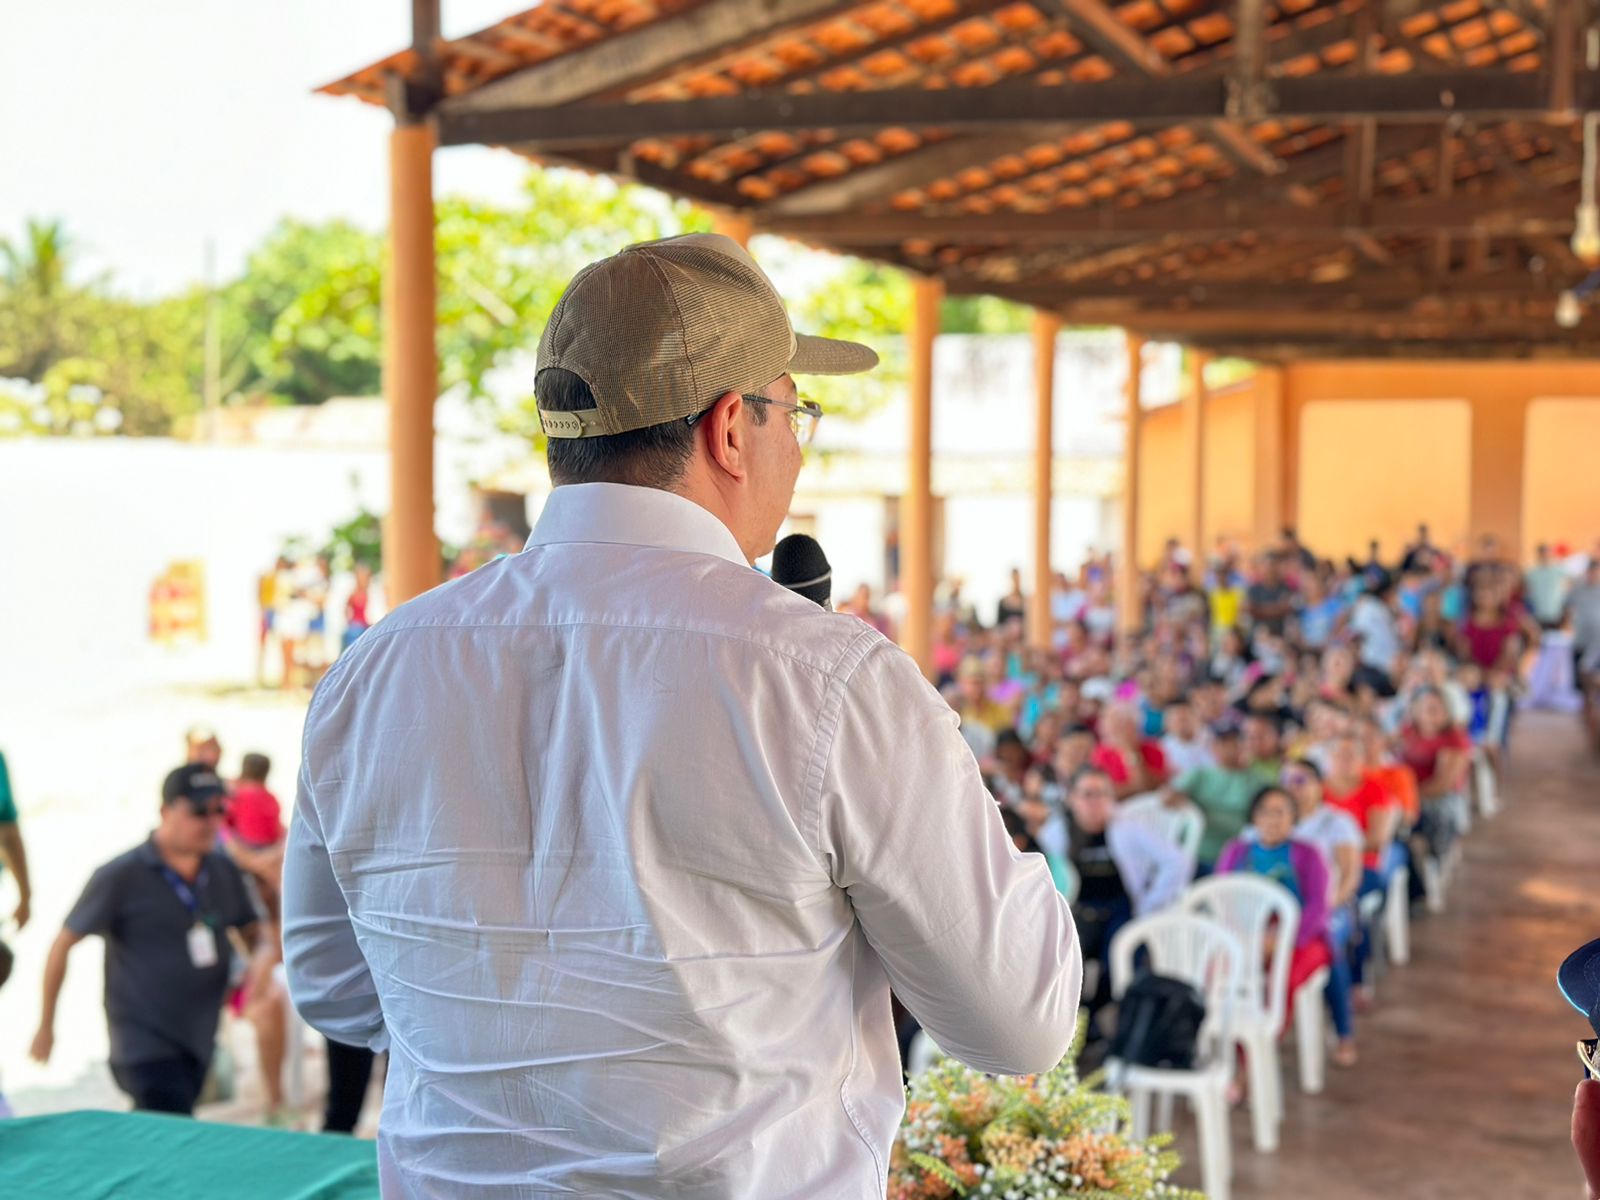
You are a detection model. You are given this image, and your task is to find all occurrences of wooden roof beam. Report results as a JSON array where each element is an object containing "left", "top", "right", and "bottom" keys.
[
  {"left": 440, "top": 70, "right": 1600, "bottom": 149},
  {"left": 762, "top": 192, "right": 1576, "bottom": 242},
  {"left": 1188, "top": 338, "right": 1600, "bottom": 360},
  {"left": 957, "top": 269, "right": 1562, "bottom": 306},
  {"left": 1036, "top": 0, "right": 1283, "bottom": 173},
  {"left": 760, "top": 2, "right": 1403, "bottom": 216}
]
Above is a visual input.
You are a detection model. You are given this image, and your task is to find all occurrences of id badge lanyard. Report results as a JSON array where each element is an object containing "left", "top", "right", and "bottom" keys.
[{"left": 161, "top": 865, "right": 218, "bottom": 969}]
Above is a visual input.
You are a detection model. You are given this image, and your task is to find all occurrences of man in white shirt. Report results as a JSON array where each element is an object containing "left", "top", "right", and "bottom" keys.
[
  {"left": 1158, "top": 696, "right": 1215, "bottom": 776},
  {"left": 283, "top": 233, "right": 1081, "bottom": 1198}
]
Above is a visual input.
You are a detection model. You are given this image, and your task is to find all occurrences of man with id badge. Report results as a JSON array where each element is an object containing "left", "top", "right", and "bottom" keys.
[{"left": 30, "top": 763, "right": 269, "bottom": 1116}]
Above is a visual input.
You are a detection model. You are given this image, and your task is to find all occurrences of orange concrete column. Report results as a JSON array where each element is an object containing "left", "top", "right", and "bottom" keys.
[
  {"left": 710, "top": 209, "right": 754, "bottom": 248},
  {"left": 383, "top": 121, "right": 441, "bottom": 606},
  {"left": 1278, "top": 365, "right": 1299, "bottom": 535},
  {"left": 1252, "top": 365, "right": 1285, "bottom": 550},
  {"left": 902, "top": 276, "right": 942, "bottom": 677},
  {"left": 1117, "top": 333, "right": 1145, "bottom": 632},
  {"left": 1030, "top": 311, "right": 1061, "bottom": 651},
  {"left": 1185, "top": 351, "right": 1209, "bottom": 562},
  {"left": 1469, "top": 393, "right": 1528, "bottom": 562}
]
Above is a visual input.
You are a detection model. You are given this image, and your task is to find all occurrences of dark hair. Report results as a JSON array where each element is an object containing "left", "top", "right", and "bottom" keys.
[
  {"left": 1287, "top": 756, "right": 1322, "bottom": 781},
  {"left": 1068, "top": 764, "right": 1115, "bottom": 792},
  {"left": 1248, "top": 783, "right": 1294, "bottom": 823},
  {"left": 240, "top": 753, "right": 271, "bottom": 783},
  {"left": 537, "top": 368, "right": 765, "bottom": 489},
  {"left": 995, "top": 728, "right": 1027, "bottom": 754},
  {"left": 999, "top": 805, "right": 1042, "bottom": 854}
]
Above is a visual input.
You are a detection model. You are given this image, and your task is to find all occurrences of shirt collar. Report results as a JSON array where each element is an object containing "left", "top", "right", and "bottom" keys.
[{"left": 526, "top": 483, "right": 750, "bottom": 568}]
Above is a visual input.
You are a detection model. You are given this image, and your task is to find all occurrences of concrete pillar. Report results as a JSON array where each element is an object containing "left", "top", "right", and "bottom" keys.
[
  {"left": 1185, "top": 351, "right": 1210, "bottom": 563},
  {"left": 383, "top": 121, "right": 441, "bottom": 606},
  {"left": 1252, "top": 366, "right": 1286, "bottom": 550},
  {"left": 1030, "top": 311, "right": 1061, "bottom": 651},
  {"left": 1469, "top": 394, "right": 1528, "bottom": 561},
  {"left": 902, "top": 276, "right": 942, "bottom": 677},
  {"left": 1117, "top": 334, "right": 1145, "bottom": 632}
]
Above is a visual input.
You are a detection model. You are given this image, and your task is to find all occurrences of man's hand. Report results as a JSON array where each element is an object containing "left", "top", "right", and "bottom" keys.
[
  {"left": 29, "top": 1025, "right": 53, "bottom": 1064},
  {"left": 1576, "top": 1080, "right": 1600, "bottom": 1200},
  {"left": 1162, "top": 789, "right": 1187, "bottom": 810}
]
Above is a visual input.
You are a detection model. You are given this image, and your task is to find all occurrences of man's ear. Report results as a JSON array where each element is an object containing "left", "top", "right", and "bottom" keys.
[{"left": 701, "top": 390, "right": 748, "bottom": 483}]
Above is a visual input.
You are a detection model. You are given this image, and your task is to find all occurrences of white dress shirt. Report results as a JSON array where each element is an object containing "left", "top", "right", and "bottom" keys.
[{"left": 284, "top": 483, "right": 1081, "bottom": 1199}]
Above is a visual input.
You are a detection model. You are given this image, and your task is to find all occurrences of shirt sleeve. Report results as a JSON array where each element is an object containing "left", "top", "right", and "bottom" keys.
[
  {"left": 817, "top": 642, "right": 1082, "bottom": 1076},
  {"left": 282, "top": 759, "right": 389, "bottom": 1053},
  {"left": 65, "top": 862, "right": 121, "bottom": 937},
  {"left": 1295, "top": 845, "right": 1331, "bottom": 945},
  {"left": 0, "top": 752, "right": 16, "bottom": 824}
]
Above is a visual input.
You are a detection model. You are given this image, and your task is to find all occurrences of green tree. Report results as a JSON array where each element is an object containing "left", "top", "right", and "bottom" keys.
[
  {"left": 0, "top": 218, "right": 100, "bottom": 384},
  {"left": 227, "top": 219, "right": 385, "bottom": 406}
]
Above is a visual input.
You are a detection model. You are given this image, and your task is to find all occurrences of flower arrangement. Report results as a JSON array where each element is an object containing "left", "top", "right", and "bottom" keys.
[{"left": 888, "top": 1032, "right": 1203, "bottom": 1200}]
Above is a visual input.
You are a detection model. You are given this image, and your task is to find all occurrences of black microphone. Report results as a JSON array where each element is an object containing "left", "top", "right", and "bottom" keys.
[{"left": 772, "top": 534, "right": 833, "bottom": 610}]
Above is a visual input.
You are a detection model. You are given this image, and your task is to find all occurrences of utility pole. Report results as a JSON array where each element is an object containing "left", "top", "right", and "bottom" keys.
[{"left": 203, "top": 238, "right": 220, "bottom": 442}]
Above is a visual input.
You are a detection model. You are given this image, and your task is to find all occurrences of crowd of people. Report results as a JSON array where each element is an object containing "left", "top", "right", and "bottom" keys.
[
  {"left": 5, "top": 519, "right": 1593, "bottom": 1140},
  {"left": 862, "top": 523, "right": 1596, "bottom": 1078}
]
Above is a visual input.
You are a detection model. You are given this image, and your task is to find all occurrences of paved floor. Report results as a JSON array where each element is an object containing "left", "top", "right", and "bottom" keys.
[{"left": 1164, "top": 712, "right": 1599, "bottom": 1199}]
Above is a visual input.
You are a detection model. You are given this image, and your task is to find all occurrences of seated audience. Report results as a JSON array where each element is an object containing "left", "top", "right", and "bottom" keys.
[
  {"left": 1059, "top": 766, "right": 1189, "bottom": 1022},
  {"left": 1089, "top": 701, "right": 1169, "bottom": 799},
  {"left": 1217, "top": 785, "right": 1332, "bottom": 1037},
  {"left": 1281, "top": 759, "right": 1364, "bottom": 1066},
  {"left": 1165, "top": 723, "right": 1272, "bottom": 870},
  {"left": 1159, "top": 697, "right": 1215, "bottom": 776}
]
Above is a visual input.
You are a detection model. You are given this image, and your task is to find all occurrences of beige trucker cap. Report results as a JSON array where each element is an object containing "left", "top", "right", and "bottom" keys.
[{"left": 535, "top": 232, "right": 879, "bottom": 439}]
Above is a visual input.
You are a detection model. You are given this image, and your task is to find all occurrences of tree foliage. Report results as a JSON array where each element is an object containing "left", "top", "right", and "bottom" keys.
[{"left": 0, "top": 167, "right": 998, "bottom": 439}]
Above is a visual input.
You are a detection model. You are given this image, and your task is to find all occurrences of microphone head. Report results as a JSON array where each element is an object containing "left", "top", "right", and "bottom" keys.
[{"left": 771, "top": 533, "right": 832, "bottom": 609}]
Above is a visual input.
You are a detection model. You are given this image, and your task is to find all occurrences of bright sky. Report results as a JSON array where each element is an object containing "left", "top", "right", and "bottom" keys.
[{"left": 2, "top": 1, "right": 538, "bottom": 297}]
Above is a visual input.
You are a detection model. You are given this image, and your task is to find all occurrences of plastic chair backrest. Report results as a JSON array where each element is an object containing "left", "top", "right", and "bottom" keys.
[
  {"left": 1108, "top": 909, "right": 1244, "bottom": 1068},
  {"left": 1120, "top": 793, "right": 1204, "bottom": 864},
  {"left": 1181, "top": 873, "right": 1301, "bottom": 1032}
]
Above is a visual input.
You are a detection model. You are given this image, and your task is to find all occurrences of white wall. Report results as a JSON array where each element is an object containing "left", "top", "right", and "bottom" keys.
[{"left": 0, "top": 437, "right": 486, "bottom": 701}]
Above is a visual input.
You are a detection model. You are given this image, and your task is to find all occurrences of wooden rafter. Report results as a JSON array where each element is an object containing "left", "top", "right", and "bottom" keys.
[
  {"left": 763, "top": 191, "right": 1573, "bottom": 241},
  {"left": 438, "top": 70, "right": 1600, "bottom": 149}
]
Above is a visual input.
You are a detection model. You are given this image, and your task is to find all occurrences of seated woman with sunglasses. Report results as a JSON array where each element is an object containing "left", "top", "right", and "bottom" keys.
[{"left": 1216, "top": 785, "right": 1334, "bottom": 1053}]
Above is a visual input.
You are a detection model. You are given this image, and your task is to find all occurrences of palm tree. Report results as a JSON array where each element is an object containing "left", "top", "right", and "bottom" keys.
[{"left": 0, "top": 218, "right": 80, "bottom": 381}]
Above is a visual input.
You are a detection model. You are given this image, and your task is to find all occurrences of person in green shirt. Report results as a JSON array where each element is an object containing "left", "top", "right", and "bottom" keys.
[
  {"left": 1163, "top": 724, "right": 1273, "bottom": 868},
  {"left": 0, "top": 750, "right": 30, "bottom": 932}
]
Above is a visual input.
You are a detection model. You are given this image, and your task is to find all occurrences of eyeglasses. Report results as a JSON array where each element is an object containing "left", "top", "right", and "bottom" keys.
[
  {"left": 686, "top": 393, "right": 824, "bottom": 447},
  {"left": 188, "top": 803, "right": 227, "bottom": 820},
  {"left": 1581, "top": 1037, "right": 1600, "bottom": 1082}
]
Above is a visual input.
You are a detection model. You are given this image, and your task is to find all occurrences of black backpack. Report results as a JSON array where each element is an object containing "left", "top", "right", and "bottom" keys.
[{"left": 1108, "top": 971, "right": 1206, "bottom": 1070}]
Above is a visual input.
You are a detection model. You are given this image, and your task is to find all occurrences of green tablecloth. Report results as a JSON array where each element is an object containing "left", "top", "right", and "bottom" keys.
[{"left": 0, "top": 1110, "right": 380, "bottom": 1199}]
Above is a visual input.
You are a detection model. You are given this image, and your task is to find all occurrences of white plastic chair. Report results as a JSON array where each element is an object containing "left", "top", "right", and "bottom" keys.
[
  {"left": 1472, "top": 747, "right": 1500, "bottom": 819},
  {"left": 1119, "top": 793, "right": 1204, "bottom": 868},
  {"left": 1108, "top": 911, "right": 1243, "bottom": 1200},
  {"left": 1181, "top": 874, "right": 1330, "bottom": 1149},
  {"left": 1384, "top": 860, "right": 1411, "bottom": 965}
]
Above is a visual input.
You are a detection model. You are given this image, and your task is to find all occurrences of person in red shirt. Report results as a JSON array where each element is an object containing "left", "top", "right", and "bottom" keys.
[
  {"left": 1398, "top": 686, "right": 1472, "bottom": 904},
  {"left": 1323, "top": 733, "right": 1401, "bottom": 875},
  {"left": 227, "top": 753, "right": 284, "bottom": 852},
  {"left": 1090, "top": 701, "right": 1168, "bottom": 799}
]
